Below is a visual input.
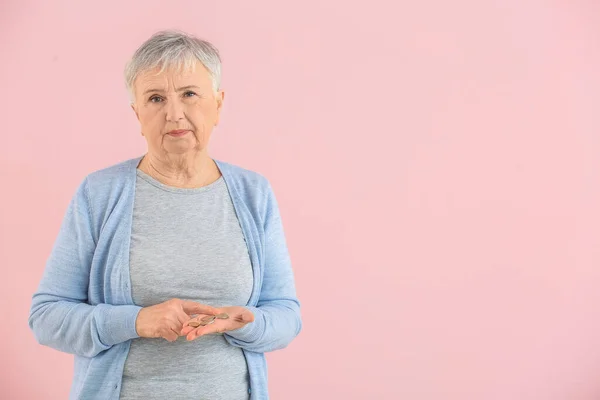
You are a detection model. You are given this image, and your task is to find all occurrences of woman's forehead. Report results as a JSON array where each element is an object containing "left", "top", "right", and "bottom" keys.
[{"left": 135, "top": 62, "right": 211, "bottom": 90}]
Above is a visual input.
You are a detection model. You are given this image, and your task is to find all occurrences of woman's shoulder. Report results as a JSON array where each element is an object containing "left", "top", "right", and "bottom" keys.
[
  {"left": 75, "top": 157, "right": 141, "bottom": 205},
  {"left": 85, "top": 157, "right": 140, "bottom": 183},
  {"left": 215, "top": 158, "right": 272, "bottom": 195}
]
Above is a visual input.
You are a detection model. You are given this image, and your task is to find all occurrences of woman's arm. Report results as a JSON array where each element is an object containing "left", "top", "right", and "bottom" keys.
[
  {"left": 224, "top": 181, "right": 302, "bottom": 353},
  {"left": 28, "top": 177, "right": 142, "bottom": 358}
]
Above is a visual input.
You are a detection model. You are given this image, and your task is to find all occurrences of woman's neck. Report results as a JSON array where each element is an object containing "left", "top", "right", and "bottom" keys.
[{"left": 138, "top": 152, "right": 221, "bottom": 189}]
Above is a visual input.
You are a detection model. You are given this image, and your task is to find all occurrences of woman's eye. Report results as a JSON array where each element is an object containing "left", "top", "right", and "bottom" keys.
[
  {"left": 149, "top": 96, "right": 162, "bottom": 103},
  {"left": 183, "top": 91, "right": 196, "bottom": 97}
]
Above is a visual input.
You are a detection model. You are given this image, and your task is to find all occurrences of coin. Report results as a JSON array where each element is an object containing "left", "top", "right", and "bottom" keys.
[
  {"left": 216, "top": 313, "right": 229, "bottom": 319},
  {"left": 201, "top": 315, "right": 216, "bottom": 323},
  {"left": 188, "top": 321, "right": 201, "bottom": 328},
  {"left": 200, "top": 319, "right": 214, "bottom": 326}
]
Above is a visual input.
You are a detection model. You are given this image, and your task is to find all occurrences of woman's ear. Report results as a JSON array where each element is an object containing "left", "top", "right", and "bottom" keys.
[
  {"left": 131, "top": 103, "right": 140, "bottom": 122},
  {"left": 130, "top": 104, "right": 143, "bottom": 136},
  {"left": 214, "top": 90, "right": 225, "bottom": 126}
]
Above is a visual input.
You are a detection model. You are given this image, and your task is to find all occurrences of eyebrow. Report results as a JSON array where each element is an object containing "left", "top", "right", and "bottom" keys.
[{"left": 142, "top": 85, "right": 202, "bottom": 96}]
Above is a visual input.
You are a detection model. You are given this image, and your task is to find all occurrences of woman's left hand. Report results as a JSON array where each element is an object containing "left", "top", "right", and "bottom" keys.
[{"left": 181, "top": 306, "right": 255, "bottom": 341}]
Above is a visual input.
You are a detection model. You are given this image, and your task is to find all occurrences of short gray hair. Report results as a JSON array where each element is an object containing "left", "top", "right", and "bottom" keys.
[{"left": 124, "top": 30, "right": 222, "bottom": 103}]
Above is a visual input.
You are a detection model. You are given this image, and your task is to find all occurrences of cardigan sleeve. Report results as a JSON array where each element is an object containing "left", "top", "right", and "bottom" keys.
[
  {"left": 224, "top": 180, "right": 302, "bottom": 352},
  {"left": 28, "top": 177, "right": 142, "bottom": 358}
]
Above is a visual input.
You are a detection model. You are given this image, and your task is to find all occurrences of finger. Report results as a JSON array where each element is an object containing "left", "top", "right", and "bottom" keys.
[
  {"left": 178, "top": 322, "right": 194, "bottom": 336},
  {"left": 164, "top": 329, "right": 179, "bottom": 342},
  {"left": 180, "top": 325, "right": 195, "bottom": 336},
  {"left": 186, "top": 322, "right": 227, "bottom": 340},
  {"left": 171, "top": 326, "right": 185, "bottom": 339},
  {"left": 187, "top": 321, "right": 227, "bottom": 340},
  {"left": 180, "top": 313, "right": 212, "bottom": 330},
  {"left": 181, "top": 301, "right": 219, "bottom": 316},
  {"left": 229, "top": 307, "right": 254, "bottom": 324},
  {"left": 241, "top": 309, "right": 255, "bottom": 323},
  {"left": 186, "top": 327, "right": 208, "bottom": 341},
  {"left": 176, "top": 309, "right": 197, "bottom": 326},
  {"left": 229, "top": 309, "right": 254, "bottom": 325},
  {"left": 180, "top": 315, "right": 205, "bottom": 335}
]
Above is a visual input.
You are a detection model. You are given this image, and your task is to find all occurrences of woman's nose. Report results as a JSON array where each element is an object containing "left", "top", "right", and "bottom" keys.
[{"left": 166, "top": 99, "right": 185, "bottom": 121}]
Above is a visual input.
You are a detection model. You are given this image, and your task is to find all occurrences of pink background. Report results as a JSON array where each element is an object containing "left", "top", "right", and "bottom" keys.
[{"left": 2, "top": 1, "right": 600, "bottom": 398}]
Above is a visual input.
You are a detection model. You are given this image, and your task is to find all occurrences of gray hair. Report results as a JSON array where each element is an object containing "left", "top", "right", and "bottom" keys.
[{"left": 124, "top": 30, "right": 222, "bottom": 103}]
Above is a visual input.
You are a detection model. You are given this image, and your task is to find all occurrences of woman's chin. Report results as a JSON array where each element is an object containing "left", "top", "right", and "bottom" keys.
[{"left": 163, "top": 141, "right": 198, "bottom": 154}]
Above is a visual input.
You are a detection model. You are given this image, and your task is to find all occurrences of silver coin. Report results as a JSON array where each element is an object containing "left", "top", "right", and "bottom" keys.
[
  {"left": 201, "top": 315, "right": 216, "bottom": 323},
  {"left": 200, "top": 319, "right": 214, "bottom": 326},
  {"left": 216, "top": 313, "right": 229, "bottom": 319}
]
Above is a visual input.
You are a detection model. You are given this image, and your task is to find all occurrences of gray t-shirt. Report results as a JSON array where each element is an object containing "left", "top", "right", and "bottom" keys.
[{"left": 119, "top": 168, "right": 254, "bottom": 400}]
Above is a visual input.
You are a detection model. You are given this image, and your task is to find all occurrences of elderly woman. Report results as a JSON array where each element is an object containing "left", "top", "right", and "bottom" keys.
[{"left": 28, "top": 30, "right": 302, "bottom": 400}]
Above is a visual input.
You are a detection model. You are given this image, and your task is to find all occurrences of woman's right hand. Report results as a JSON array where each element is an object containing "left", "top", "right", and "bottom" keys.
[{"left": 135, "top": 299, "right": 219, "bottom": 342}]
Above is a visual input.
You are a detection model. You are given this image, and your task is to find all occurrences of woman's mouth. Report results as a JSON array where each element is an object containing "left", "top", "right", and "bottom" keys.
[{"left": 167, "top": 129, "right": 191, "bottom": 137}]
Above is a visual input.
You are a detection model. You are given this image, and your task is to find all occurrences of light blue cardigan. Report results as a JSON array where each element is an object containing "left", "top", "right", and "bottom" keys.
[{"left": 28, "top": 156, "right": 302, "bottom": 400}]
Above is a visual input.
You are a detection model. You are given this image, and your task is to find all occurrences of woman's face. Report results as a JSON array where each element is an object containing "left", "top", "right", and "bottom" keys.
[{"left": 131, "top": 61, "right": 224, "bottom": 158}]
